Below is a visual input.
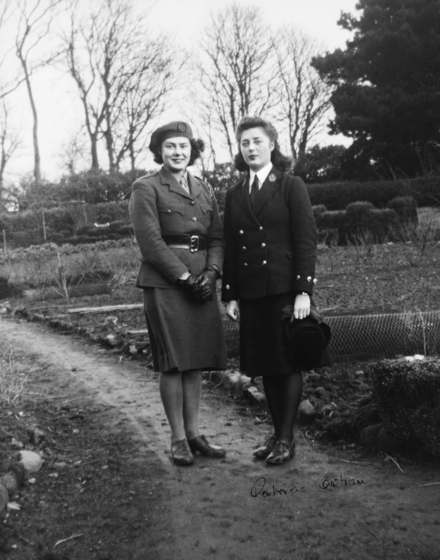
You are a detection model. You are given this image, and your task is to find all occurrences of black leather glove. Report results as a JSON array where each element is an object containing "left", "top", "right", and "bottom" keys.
[
  {"left": 194, "top": 266, "right": 219, "bottom": 301},
  {"left": 177, "top": 274, "right": 200, "bottom": 299}
]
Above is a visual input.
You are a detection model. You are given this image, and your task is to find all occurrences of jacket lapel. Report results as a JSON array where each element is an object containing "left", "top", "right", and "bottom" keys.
[
  {"left": 251, "top": 166, "right": 283, "bottom": 217},
  {"left": 236, "top": 176, "right": 259, "bottom": 225},
  {"left": 187, "top": 172, "right": 203, "bottom": 201},
  {"left": 159, "top": 167, "right": 193, "bottom": 200}
]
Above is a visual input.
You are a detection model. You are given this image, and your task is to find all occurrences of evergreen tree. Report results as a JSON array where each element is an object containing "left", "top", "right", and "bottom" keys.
[{"left": 313, "top": 0, "right": 440, "bottom": 179}]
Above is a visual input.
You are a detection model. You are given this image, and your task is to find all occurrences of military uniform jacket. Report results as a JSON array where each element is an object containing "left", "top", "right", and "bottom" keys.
[
  {"left": 221, "top": 167, "right": 317, "bottom": 301},
  {"left": 129, "top": 167, "right": 224, "bottom": 288}
]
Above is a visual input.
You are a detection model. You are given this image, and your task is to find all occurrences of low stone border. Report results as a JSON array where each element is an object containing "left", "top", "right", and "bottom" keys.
[{"left": 206, "top": 370, "right": 266, "bottom": 405}]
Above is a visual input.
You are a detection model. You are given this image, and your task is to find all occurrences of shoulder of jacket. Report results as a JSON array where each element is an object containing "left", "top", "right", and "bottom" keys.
[
  {"left": 229, "top": 177, "right": 246, "bottom": 191},
  {"left": 193, "top": 173, "right": 215, "bottom": 198},
  {"left": 132, "top": 170, "right": 160, "bottom": 190}
]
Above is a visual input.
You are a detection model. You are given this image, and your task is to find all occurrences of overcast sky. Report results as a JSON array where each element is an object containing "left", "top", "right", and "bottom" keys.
[{"left": 3, "top": 0, "right": 359, "bottom": 183}]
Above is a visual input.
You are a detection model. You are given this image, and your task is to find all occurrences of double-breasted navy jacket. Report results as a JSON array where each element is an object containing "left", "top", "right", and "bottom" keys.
[
  {"left": 129, "top": 166, "right": 224, "bottom": 288},
  {"left": 221, "top": 167, "right": 317, "bottom": 301}
]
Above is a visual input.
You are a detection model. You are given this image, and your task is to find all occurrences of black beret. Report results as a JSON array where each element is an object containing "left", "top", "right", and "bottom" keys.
[{"left": 149, "top": 121, "right": 193, "bottom": 153}]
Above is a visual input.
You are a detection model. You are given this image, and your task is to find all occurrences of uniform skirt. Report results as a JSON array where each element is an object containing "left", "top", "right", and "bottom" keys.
[
  {"left": 143, "top": 287, "right": 227, "bottom": 373},
  {"left": 239, "top": 292, "right": 298, "bottom": 377}
]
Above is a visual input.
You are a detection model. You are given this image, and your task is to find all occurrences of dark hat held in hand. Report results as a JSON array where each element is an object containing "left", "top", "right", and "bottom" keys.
[{"left": 282, "top": 306, "right": 332, "bottom": 370}]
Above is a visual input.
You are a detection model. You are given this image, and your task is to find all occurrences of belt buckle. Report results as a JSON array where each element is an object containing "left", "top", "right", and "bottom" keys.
[{"left": 190, "top": 235, "right": 199, "bottom": 253}]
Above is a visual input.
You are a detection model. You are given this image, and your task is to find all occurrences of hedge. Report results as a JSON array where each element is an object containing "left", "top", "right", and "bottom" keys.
[
  {"left": 370, "top": 358, "right": 440, "bottom": 457},
  {"left": 0, "top": 201, "right": 130, "bottom": 236},
  {"left": 307, "top": 176, "right": 440, "bottom": 210}
]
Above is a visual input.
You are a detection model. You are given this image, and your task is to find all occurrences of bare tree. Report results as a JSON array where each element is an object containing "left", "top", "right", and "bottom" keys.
[
  {"left": 0, "top": 0, "right": 24, "bottom": 100},
  {"left": 58, "top": 128, "right": 89, "bottom": 174},
  {"left": 272, "top": 26, "right": 333, "bottom": 168},
  {"left": 196, "top": 2, "right": 277, "bottom": 159},
  {"left": 111, "top": 36, "right": 177, "bottom": 172},
  {"left": 63, "top": 0, "right": 177, "bottom": 173},
  {"left": 14, "top": 0, "right": 63, "bottom": 184},
  {"left": 0, "top": 100, "right": 21, "bottom": 202}
]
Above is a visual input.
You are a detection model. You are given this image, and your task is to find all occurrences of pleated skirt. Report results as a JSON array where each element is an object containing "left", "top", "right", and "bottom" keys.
[
  {"left": 239, "top": 292, "right": 299, "bottom": 377},
  {"left": 143, "top": 287, "right": 227, "bottom": 373}
]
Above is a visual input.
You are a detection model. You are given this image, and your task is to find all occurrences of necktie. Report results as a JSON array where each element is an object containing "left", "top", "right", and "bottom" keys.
[
  {"left": 250, "top": 175, "right": 259, "bottom": 207},
  {"left": 180, "top": 176, "right": 190, "bottom": 194}
]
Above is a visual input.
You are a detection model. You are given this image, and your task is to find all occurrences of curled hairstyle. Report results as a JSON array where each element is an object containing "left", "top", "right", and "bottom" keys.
[
  {"left": 234, "top": 116, "right": 292, "bottom": 173},
  {"left": 152, "top": 138, "right": 205, "bottom": 166}
]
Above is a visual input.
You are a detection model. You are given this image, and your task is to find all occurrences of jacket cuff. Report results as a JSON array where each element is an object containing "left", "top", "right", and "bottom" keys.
[
  {"left": 294, "top": 273, "right": 317, "bottom": 295},
  {"left": 221, "top": 281, "right": 238, "bottom": 302}
]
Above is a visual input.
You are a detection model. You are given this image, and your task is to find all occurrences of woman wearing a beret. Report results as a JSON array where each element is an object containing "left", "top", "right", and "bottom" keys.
[
  {"left": 130, "top": 121, "right": 227, "bottom": 466},
  {"left": 222, "top": 116, "right": 318, "bottom": 465}
]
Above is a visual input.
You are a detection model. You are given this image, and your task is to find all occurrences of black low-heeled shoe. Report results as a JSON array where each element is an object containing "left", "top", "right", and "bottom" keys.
[
  {"left": 265, "top": 441, "right": 296, "bottom": 465},
  {"left": 187, "top": 435, "right": 226, "bottom": 458},
  {"left": 253, "top": 435, "right": 278, "bottom": 459},
  {"left": 170, "top": 439, "right": 194, "bottom": 466}
]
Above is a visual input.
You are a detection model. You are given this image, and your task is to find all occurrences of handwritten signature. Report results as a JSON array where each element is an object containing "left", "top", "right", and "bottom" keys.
[
  {"left": 250, "top": 476, "right": 306, "bottom": 497},
  {"left": 250, "top": 475, "right": 367, "bottom": 497},
  {"left": 318, "top": 475, "right": 367, "bottom": 490}
]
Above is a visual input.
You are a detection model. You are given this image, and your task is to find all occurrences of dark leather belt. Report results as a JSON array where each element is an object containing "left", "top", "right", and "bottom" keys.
[{"left": 163, "top": 234, "right": 207, "bottom": 252}]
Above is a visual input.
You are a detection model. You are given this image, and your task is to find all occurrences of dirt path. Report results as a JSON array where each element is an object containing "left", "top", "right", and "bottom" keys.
[{"left": 1, "top": 317, "right": 440, "bottom": 560}]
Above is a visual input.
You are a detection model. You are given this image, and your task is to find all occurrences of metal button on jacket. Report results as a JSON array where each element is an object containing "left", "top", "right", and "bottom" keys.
[
  {"left": 262, "top": 260, "right": 267, "bottom": 265},
  {"left": 239, "top": 230, "right": 244, "bottom": 235},
  {"left": 242, "top": 246, "right": 246, "bottom": 250},
  {"left": 192, "top": 217, "right": 197, "bottom": 221},
  {"left": 259, "top": 226, "right": 263, "bottom": 231},
  {"left": 261, "top": 243, "right": 266, "bottom": 247}
]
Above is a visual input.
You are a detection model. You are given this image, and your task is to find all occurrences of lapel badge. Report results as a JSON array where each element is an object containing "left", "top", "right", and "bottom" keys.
[{"left": 268, "top": 173, "right": 276, "bottom": 182}]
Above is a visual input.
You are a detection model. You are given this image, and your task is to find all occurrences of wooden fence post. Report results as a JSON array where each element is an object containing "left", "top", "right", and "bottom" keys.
[{"left": 42, "top": 208, "right": 47, "bottom": 242}]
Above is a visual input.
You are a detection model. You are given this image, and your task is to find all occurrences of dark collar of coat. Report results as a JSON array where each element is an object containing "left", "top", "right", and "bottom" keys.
[
  {"left": 158, "top": 166, "right": 203, "bottom": 200},
  {"left": 236, "top": 166, "right": 283, "bottom": 221}
]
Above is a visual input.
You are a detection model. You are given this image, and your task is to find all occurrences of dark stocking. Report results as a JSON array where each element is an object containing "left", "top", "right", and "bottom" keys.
[
  {"left": 262, "top": 374, "right": 303, "bottom": 445},
  {"left": 262, "top": 376, "right": 282, "bottom": 438}
]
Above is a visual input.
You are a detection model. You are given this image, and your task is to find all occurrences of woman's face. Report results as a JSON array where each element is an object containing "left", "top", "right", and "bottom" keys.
[
  {"left": 161, "top": 136, "right": 191, "bottom": 173},
  {"left": 239, "top": 127, "right": 274, "bottom": 171}
]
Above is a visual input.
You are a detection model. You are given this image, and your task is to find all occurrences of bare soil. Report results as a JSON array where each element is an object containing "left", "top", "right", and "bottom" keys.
[{"left": 1, "top": 317, "right": 440, "bottom": 560}]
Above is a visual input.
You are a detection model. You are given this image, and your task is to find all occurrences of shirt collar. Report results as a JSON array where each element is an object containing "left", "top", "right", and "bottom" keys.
[{"left": 249, "top": 162, "right": 273, "bottom": 188}]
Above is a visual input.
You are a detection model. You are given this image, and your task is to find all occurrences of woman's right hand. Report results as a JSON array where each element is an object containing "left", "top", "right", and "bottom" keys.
[{"left": 226, "top": 300, "right": 239, "bottom": 321}]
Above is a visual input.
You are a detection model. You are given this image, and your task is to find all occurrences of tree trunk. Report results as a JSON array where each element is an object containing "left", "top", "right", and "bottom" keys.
[
  {"left": 20, "top": 60, "right": 41, "bottom": 184},
  {"left": 90, "top": 132, "right": 99, "bottom": 170}
]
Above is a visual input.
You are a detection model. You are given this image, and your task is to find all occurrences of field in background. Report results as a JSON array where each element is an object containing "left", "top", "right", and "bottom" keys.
[{"left": 0, "top": 207, "right": 439, "bottom": 315}]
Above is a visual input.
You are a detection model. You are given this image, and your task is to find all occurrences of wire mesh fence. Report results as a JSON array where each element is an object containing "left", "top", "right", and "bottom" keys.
[{"left": 222, "top": 309, "right": 440, "bottom": 362}]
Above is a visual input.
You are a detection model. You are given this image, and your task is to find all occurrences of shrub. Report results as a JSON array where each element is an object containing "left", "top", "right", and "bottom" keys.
[
  {"left": 11, "top": 230, "right": 44, "bottom": 248},
  {"left": 92, "top": 201, "right": 130, "bottom": 224},
  {"left": 312, "top": 204, "right": 327, "bottom": 217},
  {"left": 341, "top": 207, "right": 398, "bottom": 244},
  {"left": 314, "top": 210, "right": 344, "bottom": 231},
  {"left": 367, "top": 209, "right": 398, "bottom": 242},
  {"left": 345, "top": 201, "right": 375, "bottom": 217},
  {"left": 370, "top": 358, "right": 440, "bottom": 457},
  {"left": 387, "top": 196, "right": 418, "bottom": 225},
  {"left": 307, "top": 176, "right": 440, "bottom": 210}
]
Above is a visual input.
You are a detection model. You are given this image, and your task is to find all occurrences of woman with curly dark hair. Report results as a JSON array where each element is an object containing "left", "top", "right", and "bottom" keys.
[
  {"left": 222, "top": 116, "right": 318, "bottom": 465},
  {"left": 130, "top": 121, "right": 227, "bottom": 466}
]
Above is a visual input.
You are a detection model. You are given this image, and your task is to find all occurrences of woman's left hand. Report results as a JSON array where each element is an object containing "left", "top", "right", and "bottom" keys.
[{"left": 292, "top": 293, "right": 310, "bottom": 321}]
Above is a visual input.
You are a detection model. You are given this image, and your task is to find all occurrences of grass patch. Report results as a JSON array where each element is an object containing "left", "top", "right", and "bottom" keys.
[
  {"left": 0, "top": 346, "right": 28, "bottom": 404},
  {"left": 0, "top": 241, "right": 140, "bottom": 290}
]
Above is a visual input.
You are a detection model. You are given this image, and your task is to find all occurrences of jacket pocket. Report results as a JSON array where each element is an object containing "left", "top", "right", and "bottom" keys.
[{"left": 157, "top": 203, "right": 185, "bottom": 216}]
